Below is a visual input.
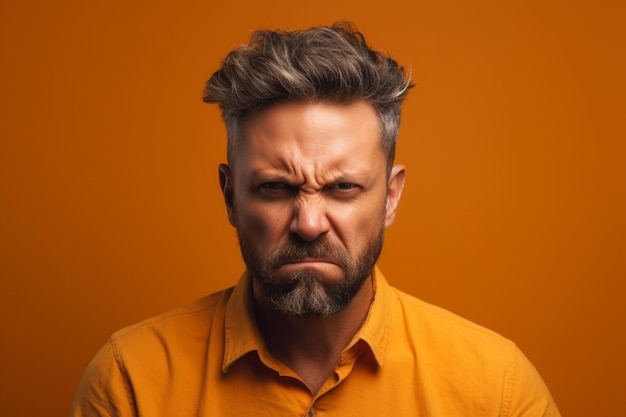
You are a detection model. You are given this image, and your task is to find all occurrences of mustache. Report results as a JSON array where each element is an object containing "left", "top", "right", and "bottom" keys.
[{"left": 267, "top": 236, "right": 349, "bottom": 266}]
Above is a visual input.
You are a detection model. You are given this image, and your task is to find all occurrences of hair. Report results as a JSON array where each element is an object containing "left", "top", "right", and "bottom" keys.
[{"left": 203, "top": 22, "right": 413, "bottom": 169}]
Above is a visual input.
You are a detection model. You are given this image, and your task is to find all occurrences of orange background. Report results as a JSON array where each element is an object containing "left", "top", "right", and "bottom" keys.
[{"left": 1, "top": 1, "right": 624, "bottom": 416}]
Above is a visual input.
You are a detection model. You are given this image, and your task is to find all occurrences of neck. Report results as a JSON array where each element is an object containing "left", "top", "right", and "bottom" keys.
[{"left": 252, "top": 275, "right": 374, "bottom": 392}]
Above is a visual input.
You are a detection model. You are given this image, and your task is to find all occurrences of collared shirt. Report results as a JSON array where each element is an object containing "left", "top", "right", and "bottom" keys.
[{"left": 71, "top": 267, "right": 560, "bottom": 416}]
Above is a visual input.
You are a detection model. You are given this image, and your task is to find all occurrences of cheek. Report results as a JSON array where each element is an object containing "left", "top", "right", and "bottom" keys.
[
  {"left": 236, "top": 202, "right": 292, "bottom": 249},
  {"left": 328, "top": 199, "right": 386, "bottom": 249}
]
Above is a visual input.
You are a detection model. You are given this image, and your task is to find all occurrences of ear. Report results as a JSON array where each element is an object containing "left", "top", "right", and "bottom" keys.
[
  {"left": 218, "top": 163, "right": 237, "bottom": 227},
  {"left": 384, "top": 164, "right": 406, "bottom": 228}
]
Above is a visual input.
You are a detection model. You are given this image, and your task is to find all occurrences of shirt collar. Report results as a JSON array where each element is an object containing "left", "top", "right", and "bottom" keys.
[
  {"left": 352, "top": 266, "right": 393, "bottom": 366},
  {"left": 222, "top": 266, "right": 393, "bottom": 372},
  {"left": 222, "top": 271, "right": 264, "bottom": 372}
]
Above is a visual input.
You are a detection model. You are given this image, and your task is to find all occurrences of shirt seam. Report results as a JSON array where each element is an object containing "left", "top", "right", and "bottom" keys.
[
  {"left": 499, "top": 342, "right": 517, "bottom": 417},
  {"left": 110, "top": 336, "right": 139, "bottom": 417}
]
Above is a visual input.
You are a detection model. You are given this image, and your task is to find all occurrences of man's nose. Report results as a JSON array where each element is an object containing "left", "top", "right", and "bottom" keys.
[{"left": 289, "top": 198, "right": 331, "bottom": 241}]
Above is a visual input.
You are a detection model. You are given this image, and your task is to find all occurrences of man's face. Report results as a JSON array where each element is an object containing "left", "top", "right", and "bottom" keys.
[{"left": 219, "top": 101, "right": 405, "bottom": 317}]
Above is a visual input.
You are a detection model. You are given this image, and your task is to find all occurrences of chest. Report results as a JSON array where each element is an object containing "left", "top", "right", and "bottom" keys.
[{"left": 130, "top": 350, "right": 500, "bottom": 417}]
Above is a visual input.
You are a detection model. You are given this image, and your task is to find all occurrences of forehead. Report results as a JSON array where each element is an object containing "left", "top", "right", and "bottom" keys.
[{"left": 232, "top": 101, "right": 385, "bottom": 173}]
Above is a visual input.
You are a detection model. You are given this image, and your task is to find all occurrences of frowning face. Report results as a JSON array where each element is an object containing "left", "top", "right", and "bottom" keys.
[{"left": 219, "top": 100, "right": 405, "bottom": 316}]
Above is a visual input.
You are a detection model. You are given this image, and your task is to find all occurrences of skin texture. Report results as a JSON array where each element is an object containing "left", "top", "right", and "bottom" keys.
[{"left": 218, "top": 100, "right": 405, "bottom": 392}]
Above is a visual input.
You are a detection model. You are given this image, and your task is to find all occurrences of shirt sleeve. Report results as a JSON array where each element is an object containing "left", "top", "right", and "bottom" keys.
[
  {"left": 502, "top": 346, "right": 561, "bottom": 417},
  {"left": 70, "top": 341, "right": 137, "bottom": 417}
]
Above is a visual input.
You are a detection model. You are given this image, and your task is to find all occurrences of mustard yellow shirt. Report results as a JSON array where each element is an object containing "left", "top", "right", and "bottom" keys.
[{"left": 71, "top": 267, "right": 560, "bottom": 416}]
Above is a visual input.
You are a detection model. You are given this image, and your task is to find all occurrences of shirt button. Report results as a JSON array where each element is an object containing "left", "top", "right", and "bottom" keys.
[{"left": 307, "top": 408, "right": 316, "bottom": 417}]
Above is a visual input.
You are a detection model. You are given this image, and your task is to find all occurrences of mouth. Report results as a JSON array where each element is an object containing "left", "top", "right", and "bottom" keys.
[{"left": 281, "top": 258, "right": 340, "bottom": 268}]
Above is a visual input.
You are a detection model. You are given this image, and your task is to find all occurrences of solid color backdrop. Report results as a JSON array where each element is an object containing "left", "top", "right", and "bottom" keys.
[{"left": 1, "top": 1, "right": 624, "bottom": 416}]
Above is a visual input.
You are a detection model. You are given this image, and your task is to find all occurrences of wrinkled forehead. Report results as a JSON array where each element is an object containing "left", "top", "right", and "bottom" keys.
[
  {"left": 226, "top": 99, "right": 386, "bottom": 164},
  {"left": 232, "top": 101, "right": 385, "bottom": 169}
]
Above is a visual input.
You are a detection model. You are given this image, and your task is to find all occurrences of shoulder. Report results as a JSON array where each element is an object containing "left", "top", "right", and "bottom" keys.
[
  {"left": 385, "top": 286, "right": 561, "bottom": 415},
  {"left": 385, "top": 285, "right": 521, "bottom": 384},
  {"left": 391, "top": 286, "right": 514, "bottom": 349},
  {"left": 71, "top": 288, "right": 237, "bottom": 416},
  {"left": 109, "top": 287, "right": 234, "bottom": 358}
]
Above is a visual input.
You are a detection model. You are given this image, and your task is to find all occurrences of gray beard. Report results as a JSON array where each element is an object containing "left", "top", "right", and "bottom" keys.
[{"left": 238, "top": 227, "right": 384, "bottom": 317}]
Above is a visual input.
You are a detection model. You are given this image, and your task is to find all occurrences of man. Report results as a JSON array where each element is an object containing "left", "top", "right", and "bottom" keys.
[{"left": 71, "top": 23, "right": 560, "bottom": 416}]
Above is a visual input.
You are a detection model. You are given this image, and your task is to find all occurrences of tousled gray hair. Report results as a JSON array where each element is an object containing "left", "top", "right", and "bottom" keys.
[{"left": 203, "top": 22, "right": 413, "bottom": 169}]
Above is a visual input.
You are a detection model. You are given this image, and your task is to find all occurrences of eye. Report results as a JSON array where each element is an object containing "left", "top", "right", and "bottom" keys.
[
  {"left": 257, "top": 182, "right": 296, "bottom": 198},
  {"left": 260, "top": 182, "right": 288, "bottom": 191},
  {"left": 334, "top": 182, "right": 357, "bottom": 190},
  {"left": 328, "top": 182, "right": 361, "bottom": 199}
]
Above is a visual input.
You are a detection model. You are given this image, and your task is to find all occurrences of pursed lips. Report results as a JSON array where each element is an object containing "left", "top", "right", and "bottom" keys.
[{"left": 282, "top": 257, "right": 338, "bottom": 265}]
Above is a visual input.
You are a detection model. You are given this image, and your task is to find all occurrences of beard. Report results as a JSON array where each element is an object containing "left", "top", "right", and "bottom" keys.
[{"left": 237, "top": 224, "right": 385, "bottom": 318}]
